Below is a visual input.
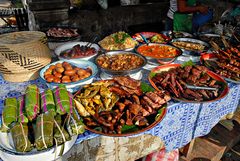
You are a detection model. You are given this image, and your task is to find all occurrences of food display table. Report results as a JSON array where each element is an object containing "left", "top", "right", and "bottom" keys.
[{"left": 0, "top": 66, "right": 239, "bottom": 160}]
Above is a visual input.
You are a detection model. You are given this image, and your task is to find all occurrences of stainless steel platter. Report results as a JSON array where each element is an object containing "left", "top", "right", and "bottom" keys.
[
  {"left": 161, "top": 31, "right": 193, "bottom": 38},
  {"left": 95, "top": 51, "right": 147, "bottom": 75},
  {"left": 135, "top": 43, "right": 182, "bottom": 65},
  {"left": 198, "top": 33, "right": 230, "bottom": 48},
  {"left": 170, "top": 38, "right": 210, "bottom": 56}
]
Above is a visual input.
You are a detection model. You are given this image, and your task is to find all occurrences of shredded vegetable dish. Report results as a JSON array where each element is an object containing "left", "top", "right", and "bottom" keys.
[
  {"left": 99, "top": 31, "right": 138, "bottom": 50},
  {"left": 137, "top": 44, "right": 180, "bottom": 59},
  {"left": 96, "top": 53, "right": 144, "bottom": 71}
]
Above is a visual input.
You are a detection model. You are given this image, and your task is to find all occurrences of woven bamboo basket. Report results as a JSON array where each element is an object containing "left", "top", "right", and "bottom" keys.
[{"left": 0, "top": 31, "right": 51, "bottom": 82}]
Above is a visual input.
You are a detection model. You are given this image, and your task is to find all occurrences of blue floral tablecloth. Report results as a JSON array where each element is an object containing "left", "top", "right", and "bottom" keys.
[{"left": 0, "top": 72, "right": 239, "bottom": 152}]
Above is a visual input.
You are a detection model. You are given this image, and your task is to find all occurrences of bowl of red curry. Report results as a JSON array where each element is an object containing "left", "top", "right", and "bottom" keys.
[{"left": 136, "top": 43, "right": 182, "bottom": 65}]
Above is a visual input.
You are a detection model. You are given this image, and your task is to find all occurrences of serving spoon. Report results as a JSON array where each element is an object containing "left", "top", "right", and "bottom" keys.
[
  {"left": 83, "top": 36, "right": 98, "bottom": 51},
  {"left": 139, "top": 33, "right": 149, "bottom": 45},
  {"left": 186, "top": 84, "right": 217, "bottom": 90}
]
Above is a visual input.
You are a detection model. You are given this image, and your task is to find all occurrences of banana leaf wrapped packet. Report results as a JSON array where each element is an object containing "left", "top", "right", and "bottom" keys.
[
  {"left": 34, "top": 112, "right": 54, "bottom": 151},
  {"left": 53, "top": 115, "right": 71, "bottom": 145},
  {"left": 67, "top": 107, "right": 85, "bottom": 136},
  {"left": 53, "top": 85, "right": 71, "bottom": 115},
  {"left": 25, "top": 85, "right": 40, "bottom": 121},
  {"left": 10, "top": 122, "right": 32, "bottom": 152},
  {"left": 41, "top": 89, "right": 56, "bottom": 116},
  {"left": 1, "top": 98, "right": 17, "bottom": 132},
  {"left": 17, "top": 95, "right": 28, "bottom": 123}
]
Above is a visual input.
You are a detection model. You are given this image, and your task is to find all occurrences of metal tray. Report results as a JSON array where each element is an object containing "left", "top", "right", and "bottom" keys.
[
  {"left": 95, "top": 51, "right": 147, "bottom": 76},
  {"left": 198, "top": 33, "right": 230, "bottom": 48},
  {"left": 161, "top": 31, "right": 193, "bottom": 39},
  {"left": 170, "top": 38, "right": 210, "bottom": 56},
  {"left": 135, "top": 43, "right": 182, "bottom": 65},
  {"left": 44, "top": 27, "right": 81, "bottom": 42}
]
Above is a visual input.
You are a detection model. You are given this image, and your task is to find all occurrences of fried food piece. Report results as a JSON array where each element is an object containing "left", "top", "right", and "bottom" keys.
[{"left": 113, "top": 76, "right": 141, "bottom": 89}]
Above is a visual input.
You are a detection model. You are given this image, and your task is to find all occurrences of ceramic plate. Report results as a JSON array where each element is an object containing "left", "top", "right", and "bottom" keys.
[
  {"left": 74, "top": 81, "right": 167, "bottom": 137},
  {"left": 132, "top": 32, "right": 171, "bottom": 44},
  {"left": 39, "top": 59, "right": 98, "bottom": 92},
  {"left": 148, "top": 64, "right": 229, "bottom": 103},
  {"left": 54, "top": 41, "right": 100, "bottom": 61}
]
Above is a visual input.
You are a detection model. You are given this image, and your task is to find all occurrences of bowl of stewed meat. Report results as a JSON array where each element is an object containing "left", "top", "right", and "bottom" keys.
[
  {"left": 95, "top": 51, "right": 147, "bottom": 75},
  {"left": 55, "top": 42, "right": 100, "bottom": 61}
]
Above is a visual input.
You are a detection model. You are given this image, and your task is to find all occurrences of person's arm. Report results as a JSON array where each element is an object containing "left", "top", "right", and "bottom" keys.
[{"left": 177, "top": 0, "right": 208, "bottom": 14}]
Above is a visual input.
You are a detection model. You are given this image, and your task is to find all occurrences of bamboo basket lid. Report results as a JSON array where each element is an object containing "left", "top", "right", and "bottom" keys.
[
  {"left": 0, "top": 31, "right": 51, "bottom": 82},
  {"left": 0, "top": 31, "right": 46, "bottom": 45}
]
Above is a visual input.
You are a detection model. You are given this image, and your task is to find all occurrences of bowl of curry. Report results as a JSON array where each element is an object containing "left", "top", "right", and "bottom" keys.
[
  {"left": 136, "top": 43, "right": 182, "bottom": 65},
  {"left": 95, "top": 51, "right": 147, "bottom": 75}
]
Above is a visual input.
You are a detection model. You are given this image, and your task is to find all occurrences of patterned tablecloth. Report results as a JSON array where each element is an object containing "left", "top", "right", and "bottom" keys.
[{"left": 0, "top": 70, "right": 240, "bottom": 152}]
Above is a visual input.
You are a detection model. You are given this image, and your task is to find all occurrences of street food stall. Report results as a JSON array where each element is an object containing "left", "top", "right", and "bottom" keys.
[{"left": 0, "top": 0, "right": 240, "bottom": 160}]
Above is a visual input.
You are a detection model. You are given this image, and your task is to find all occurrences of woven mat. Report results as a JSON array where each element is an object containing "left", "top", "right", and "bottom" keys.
[{"left": 0, "top": 1, "right": 11, "bottom": 8}]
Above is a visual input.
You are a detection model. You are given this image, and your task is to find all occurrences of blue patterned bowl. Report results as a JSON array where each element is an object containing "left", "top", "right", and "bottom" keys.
[{"left": 39, "top": 59, "right": 98, "bottom": 92}]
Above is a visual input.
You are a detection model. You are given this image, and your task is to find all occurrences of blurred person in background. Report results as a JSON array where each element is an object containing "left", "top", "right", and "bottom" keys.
[{"left": 165, "top": 0, "right": 212, "bottom": 33}]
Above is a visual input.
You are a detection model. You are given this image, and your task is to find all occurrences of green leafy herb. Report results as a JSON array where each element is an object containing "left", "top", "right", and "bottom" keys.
[
  {"left": 149, "top": 72, "right": 157, "bottom": 78},
  {"left": 155, "top": 105, "right": 167, "bottom": 120},
  {"left": 181, "top": 60, "right": 194, "bottom": 67},
  {"left": 141, "top": 82, "right": 155, "bottom": 93},
  {"left": 94, "top": 127, "right": 103, "bottom": 132},
  {"left": 121, "top": 125, "right": 139, "bottom": 133},
  {"left": 112, "top": 32, "right": 131, "bottom": 44}
]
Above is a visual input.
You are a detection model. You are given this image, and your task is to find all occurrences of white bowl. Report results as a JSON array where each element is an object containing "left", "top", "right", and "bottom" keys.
[
  {"left": 54, "top": 41, "right": 100, "bottom": 61},
  {"left": 39, "top": 59, "right": 98, "bottom": 93},
  {"left": 0, "top": 131, "right": 77, "bottom": 161}
]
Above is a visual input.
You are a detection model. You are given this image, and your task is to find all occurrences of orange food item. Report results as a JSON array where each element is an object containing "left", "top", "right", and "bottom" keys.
[
  {"left": 55, "top": 63, "right": 62, "bottom": 68},
  {"left": 71, "top": 75, "right": 80, "bottom": 82},
  {"left": 45, "top": 75, "right": 54, "bottom": 82},
  {"left": 62, "top": 61, "right": 70, "bottom": 67},
  {"left": 137, "top": 45, "right": 179, "bottom": 59},
  {"left": 44, "top": 68, "right": 53, "bottom": 75},
  {"left": 49, "top": 65, "right": 56, "bottom": 70},
  {"left": 64, "top": 65, "right": 73, "bottom": 71},
  {"left": 44, "top": 74, "right": 53, "bottom": 79},
  {"left": 53, "top": 77, "right": 61, "bottom": 83},
  {"left": 54, "top": 72, "right": 62, "bottom": 78},
  {"left": 62, "top": 75, "right": 70, "bottom": 80},
  {"left": 44, "top": 61, "right": 92, "bottom": 83},
  {"left": 55, "top": 67, "right": 65, "bottom": 73},
  {"left": 64, "top": 69, "right": 76, "bottom": 76},
  {"left": 62, "top": 79, "right": 71, "bottom": 83}
]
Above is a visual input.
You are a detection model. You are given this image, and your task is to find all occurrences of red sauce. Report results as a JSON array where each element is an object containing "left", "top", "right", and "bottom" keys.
[{"left": 137, "top": 45, "right": 179, "bottom": 59}]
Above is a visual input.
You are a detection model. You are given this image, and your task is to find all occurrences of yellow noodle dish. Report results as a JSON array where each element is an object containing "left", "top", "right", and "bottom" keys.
[{"left": 99, "top": 31, "right": 138, "bottom": 50}]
